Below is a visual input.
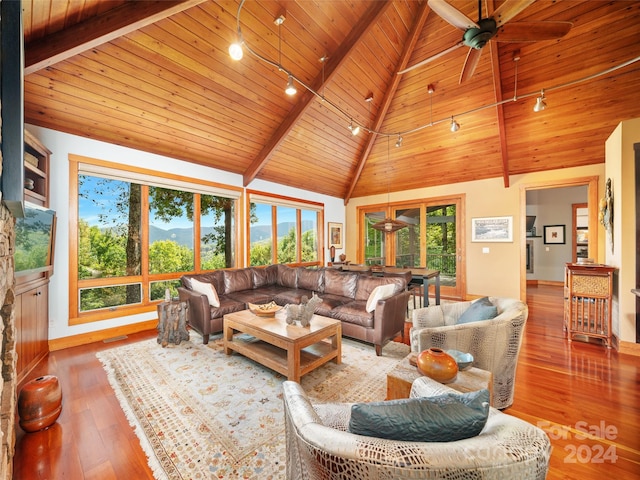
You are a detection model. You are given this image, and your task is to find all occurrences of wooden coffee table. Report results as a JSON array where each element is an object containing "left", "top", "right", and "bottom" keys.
[
  {"left": 387, "top": 352, "right": 494, "bottom": 404},
  {"left": 223, "top": 310, "right": 342, "bottom": 382}
]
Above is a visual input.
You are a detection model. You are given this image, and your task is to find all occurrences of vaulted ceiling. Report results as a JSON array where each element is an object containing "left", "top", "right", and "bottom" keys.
[{"left": 22, "top": 1, "right": 640, "bottom": 203}]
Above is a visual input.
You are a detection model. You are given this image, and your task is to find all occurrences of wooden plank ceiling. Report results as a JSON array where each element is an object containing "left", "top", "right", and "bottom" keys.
[{"left": 22, "top": 0, "right": 640, "bottom": 202}]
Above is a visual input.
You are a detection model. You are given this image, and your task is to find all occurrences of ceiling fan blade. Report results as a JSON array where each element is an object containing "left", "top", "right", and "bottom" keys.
[
  {"left": 459, "top": 47, "right": 483, "bottom": 84},
  {"left": 492, "top": 0, "right": 536, "bottom": 27},
  {"left": 428, "top": 0, "right": 478, "bottom": 30},
  {"left": 495, "top": 22, "right": 573, "bottom": 42},
  {"left": 398, "top": 41, "right": 465, "bottom": 75}
]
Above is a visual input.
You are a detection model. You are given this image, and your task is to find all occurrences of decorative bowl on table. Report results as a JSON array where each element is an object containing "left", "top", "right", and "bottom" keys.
[
  {"left": 446, "top": 349, "right": 474, "bottom": 371},
  {"left": 248, "top": 302, "right": 282, "bottom": 317}
]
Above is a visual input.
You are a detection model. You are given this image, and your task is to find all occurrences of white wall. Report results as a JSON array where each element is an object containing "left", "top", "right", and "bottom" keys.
[
  {"left": 27, "top": 125, "right": 345, "bottom": 341},
  {"left": 345, "top": 164, "right": 606, "bottom": 300},
  {"left": 526, "top": 186, "right": 588, "bottom": 282}
]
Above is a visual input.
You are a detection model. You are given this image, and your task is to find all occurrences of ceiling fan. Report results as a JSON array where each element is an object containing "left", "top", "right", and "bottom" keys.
[{"left": 399, "top": 0, "right": 572, "bottom": 82}]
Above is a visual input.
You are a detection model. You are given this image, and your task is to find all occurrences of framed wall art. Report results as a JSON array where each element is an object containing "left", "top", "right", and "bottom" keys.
[
  {"left": 544, "top": 225, "right": 566, "bottom": 244},
  {"left": 328, "top": 222, "right": 343, "bottom": 249},
  {"left": 471, "top": 216, "right": 513, "bottom": 242}
]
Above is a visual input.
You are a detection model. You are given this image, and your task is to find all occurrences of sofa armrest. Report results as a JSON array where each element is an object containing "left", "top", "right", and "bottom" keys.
[
  {"left": 373, "top": 290, "right": 411, "bottom": 352},
  {"left": 178, "top": 286, "right": 210, "bottom": 336}
]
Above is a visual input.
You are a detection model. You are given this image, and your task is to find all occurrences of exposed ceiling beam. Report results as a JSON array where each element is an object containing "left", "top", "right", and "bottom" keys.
[
  {"left": 343, "top": 1, "right": 432, "bottom": 205},
  {"left": 24, "top": 0, "right": 206, "bottom": 75},
  {"left": 242, "top": 1, "right": 393, "bottom": 187},
  {"left": 488, "top": 0, "right": 511, "bottom": 188}
]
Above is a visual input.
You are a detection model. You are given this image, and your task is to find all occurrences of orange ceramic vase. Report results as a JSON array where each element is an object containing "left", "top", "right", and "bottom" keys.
[
  {"left": 18, "top": 375, "right": 63, "bottom": 433},
  {"left": 416, "top": 347, "right": 458, "bottom": 384}
]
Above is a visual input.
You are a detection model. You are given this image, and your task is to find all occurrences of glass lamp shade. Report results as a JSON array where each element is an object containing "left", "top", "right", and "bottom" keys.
[{"left": 372, "top": 217, "right": 408, "bottom": 233}]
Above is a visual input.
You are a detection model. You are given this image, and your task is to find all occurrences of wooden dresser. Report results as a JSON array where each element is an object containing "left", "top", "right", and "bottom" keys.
[{"left": 564, "top": 263, "right": 616, "bottom": 348}]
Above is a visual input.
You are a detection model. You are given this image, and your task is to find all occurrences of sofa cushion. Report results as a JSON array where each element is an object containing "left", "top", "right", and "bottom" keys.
[
  {"left": 273, "top": 289, "right": 315, "bottom": 306},
  {"left": 252, "top": 265, "right": 277, "bottom": 288},
  {"left": 277, "top": 264, "right": 298, "bottom": 289},
  {"left": 365, "top": 283, "right": 397, "bottom": 313},
  {"left": 348, "top": 389, "right": 490, "bottom": 442},
  {"left": 224, "top": 268, "right": 254, "bottom": 294},
  {"left": 355, "top": 275, "right": 406, "bottom": 302},
  {"left": 332, "top": 301, "right": 374, "bottom": 328},
  {"left": 190, "top": 278, "right": 220, "bottom": 307},
  {"left": 225, "top": 290, "right": 273, "bottom": 306},
  {"left": 457, "top": 297, "right": 498, "bottom": 324},
  {"left": 209, "top": 297, "right": 247, "bottom": 319},
  {"left": 324, "top": 269, "right": 358, "bottom": 298},
  {"left": 314, "top": 294, "right": 352, "bottom": 317},
  {"left": 183, "top": 271, "right": 225, "bottom": 295},
  {"left": 297, "top": 267, "right": 324, "bottom": 292}
]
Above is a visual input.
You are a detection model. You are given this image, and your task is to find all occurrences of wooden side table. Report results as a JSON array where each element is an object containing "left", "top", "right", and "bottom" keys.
[
  {"left": 387, "top": 353, "right": 493, "bottom": 405},
  {"left": 157, "top": 300, "right": 189, "bottom": 347}
]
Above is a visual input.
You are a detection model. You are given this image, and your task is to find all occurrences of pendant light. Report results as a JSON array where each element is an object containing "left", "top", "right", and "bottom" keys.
[{"left": 371, "top": 137, "right": 409, "bottom": 233}]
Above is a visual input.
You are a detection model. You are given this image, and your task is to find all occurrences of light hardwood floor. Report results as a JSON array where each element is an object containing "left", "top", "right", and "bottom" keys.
[{"left": 13, "top": 285, "right": 640, "bottom": 479}]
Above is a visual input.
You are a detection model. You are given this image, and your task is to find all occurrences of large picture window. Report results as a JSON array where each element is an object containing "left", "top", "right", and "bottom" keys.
[
  {"left": 248, "top": 191, "right": 322, "bottom": 266},
  {"left": 71, "top": 156, "right": 242, "bottom": 324}
]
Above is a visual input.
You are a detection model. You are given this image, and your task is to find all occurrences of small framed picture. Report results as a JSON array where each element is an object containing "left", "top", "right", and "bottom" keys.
[
  {"left": 544, "top": 225, "right": 566, "bottom": 244},
  {"left": 328, "top": 222, "right": 343, "bottom": 249},
  {"left": 471, "top": 216, "right": 513, "bottom": 242}
]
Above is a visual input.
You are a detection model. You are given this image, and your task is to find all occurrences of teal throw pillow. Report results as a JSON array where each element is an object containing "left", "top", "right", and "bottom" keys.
[
  {"left": 457, "top": 297, "right": 498, "bottom": 324},
  {"left": 348, "top": 389, "right": 490, "bottom": 442}
]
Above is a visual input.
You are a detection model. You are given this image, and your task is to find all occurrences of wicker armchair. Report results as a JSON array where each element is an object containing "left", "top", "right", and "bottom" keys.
[
  {"left": 410, "top": 297, "right": 528, "bottom": 409},
  {"left": 282, "top": 377, "right": 550, "bottom": 479}
]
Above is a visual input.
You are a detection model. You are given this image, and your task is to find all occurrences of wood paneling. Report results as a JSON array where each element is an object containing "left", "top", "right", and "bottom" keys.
[{"left": 21, "top": 1, "right": 640, "bottom": 200}]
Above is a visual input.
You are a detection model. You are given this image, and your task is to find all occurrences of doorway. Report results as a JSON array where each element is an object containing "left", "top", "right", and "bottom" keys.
[{"left": 520, "top": 176, "right": 600, "bottom": 302}]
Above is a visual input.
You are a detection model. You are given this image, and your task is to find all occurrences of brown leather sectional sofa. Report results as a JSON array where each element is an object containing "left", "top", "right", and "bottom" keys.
[{"left": 178, "top": 264, "right": 410, "bottom": 355}]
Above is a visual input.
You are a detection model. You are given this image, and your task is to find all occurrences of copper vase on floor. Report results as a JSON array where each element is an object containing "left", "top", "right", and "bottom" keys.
[
  {"left": 18, "top": 375, "right": 63, "bottom": 433},
  {"left": 416, "top": 347, "right": 458, "bottom": 383}
]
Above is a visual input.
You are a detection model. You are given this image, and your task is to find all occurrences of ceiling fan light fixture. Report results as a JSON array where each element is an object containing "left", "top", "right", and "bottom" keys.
[
  {"left": 285, "top": 75, "right": 297, "bottom": 95},
  {"left": 533, "top": 89, "right": 547, "bottom": 112},
  {"left": 450, "top": 117, "right": 460, "bottom": 132}
]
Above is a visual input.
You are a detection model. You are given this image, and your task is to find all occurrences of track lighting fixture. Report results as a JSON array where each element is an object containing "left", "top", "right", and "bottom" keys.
[
  {"left": 230, "top": 1, "right": 640, "bottom": 142},
  {"left": 533, "top": 89, "right": 547, "bottom": 112},
  {"left": 228, "top": 34, "right": 243, "bottom": 61},
  {"left": 285, "top": 75, "right": 297, "bottom": 95}
]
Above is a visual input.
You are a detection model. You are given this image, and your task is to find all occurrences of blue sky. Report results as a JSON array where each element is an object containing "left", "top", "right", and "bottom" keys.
[{"left": 79, "top": 176, "right": 301, "bottom": 230}]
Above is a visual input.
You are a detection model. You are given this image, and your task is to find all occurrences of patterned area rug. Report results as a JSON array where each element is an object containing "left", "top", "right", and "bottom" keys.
[{"left": 97, "top": 332, "right": 410, "bottom": 479}]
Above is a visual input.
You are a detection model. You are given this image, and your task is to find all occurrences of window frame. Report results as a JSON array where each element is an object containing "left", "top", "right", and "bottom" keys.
[
  {"left": 246, "top": 190, "right": 324, "bottom": 267},
  {"left": 69, "top": 155, "right": 243, "bottom": 325}
]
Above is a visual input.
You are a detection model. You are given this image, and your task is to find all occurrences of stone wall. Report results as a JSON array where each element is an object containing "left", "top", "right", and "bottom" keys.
[{"left": 0, "top": 98, "right": 17, "bottom": 480}]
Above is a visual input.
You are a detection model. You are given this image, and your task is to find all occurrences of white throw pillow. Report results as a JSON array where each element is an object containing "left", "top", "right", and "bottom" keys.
[
  {"left": 365, "top": 284, "right": 396, "bottom": 313},
  {"left": 190, "top": 278, "right": 220, "bottom": 307}
]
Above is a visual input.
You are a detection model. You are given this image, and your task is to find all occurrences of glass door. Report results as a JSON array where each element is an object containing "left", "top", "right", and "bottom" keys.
[
  {"left": 359, "top": 197, "right": 465, "bottom": 300},
  {"left": 425, "top": 200, "right": 463, "bottom": 299},
  {"left": 363, "top": 210, "right": 387, "bottom": 265}
]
